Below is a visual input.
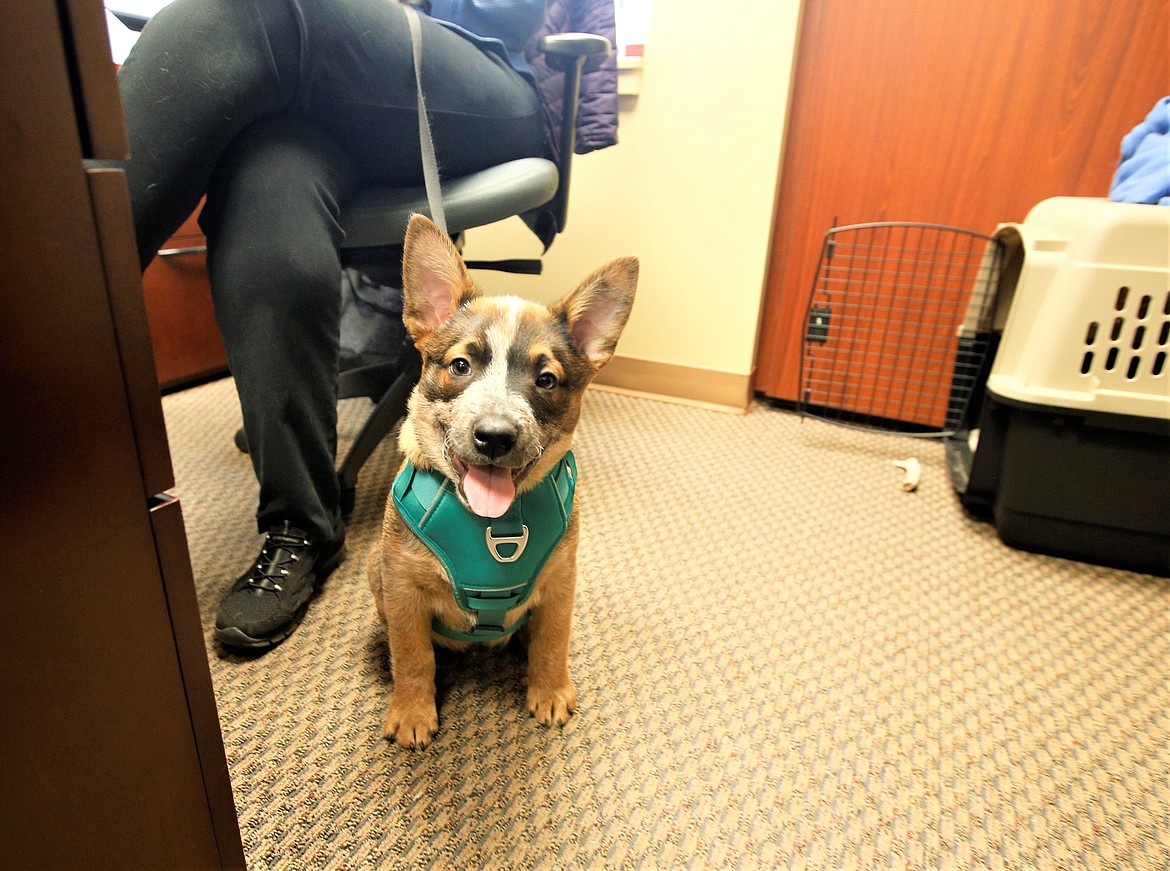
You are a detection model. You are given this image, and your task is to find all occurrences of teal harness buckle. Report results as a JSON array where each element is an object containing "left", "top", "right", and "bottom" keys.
[{"left": 392, "top": 451, "right": 577, "bottom": 642}]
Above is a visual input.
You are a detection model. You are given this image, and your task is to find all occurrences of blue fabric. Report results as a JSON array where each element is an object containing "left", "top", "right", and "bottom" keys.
[
  {"left": 429, "top": 0, "right": 549, "bottom": 80},
  {"left": 1110, "top": 96, "right": 1170, "bottom": 207}
]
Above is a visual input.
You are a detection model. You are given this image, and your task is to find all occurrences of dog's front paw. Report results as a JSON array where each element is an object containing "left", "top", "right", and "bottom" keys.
[
  {"left": 526, "top": 683, "right": 577, "bottom": 727},
  {"left": 382, "top": 697, "right": 439, "bottom": 750}
]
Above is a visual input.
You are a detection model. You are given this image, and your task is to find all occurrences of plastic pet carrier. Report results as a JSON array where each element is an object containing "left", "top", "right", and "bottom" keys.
[{"left": 950, "top": 197, "right": 1170, "bottom": 575}]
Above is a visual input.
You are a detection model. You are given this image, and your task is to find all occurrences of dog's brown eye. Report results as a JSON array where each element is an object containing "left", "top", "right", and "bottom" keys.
[
  {"left": 449, "top": 358, "right": 472, "bottom": 377},
  {"left": 536, "top": 372, "right": 558, "bottom": 390}
]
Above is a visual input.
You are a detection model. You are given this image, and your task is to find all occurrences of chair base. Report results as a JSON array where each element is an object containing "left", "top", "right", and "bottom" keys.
[{"left": 338, "top": 354, "right": 421, "bottom": 515}]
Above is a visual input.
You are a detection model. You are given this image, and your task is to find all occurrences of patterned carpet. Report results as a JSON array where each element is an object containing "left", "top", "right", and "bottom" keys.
[{"left": 162, "top": 378, "right": 1170, "bottom": 870}]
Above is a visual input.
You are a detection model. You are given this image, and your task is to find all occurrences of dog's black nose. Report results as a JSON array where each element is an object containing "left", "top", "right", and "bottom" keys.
[{"left": 473, "top": 416, "right": 517, "bottom": 459}]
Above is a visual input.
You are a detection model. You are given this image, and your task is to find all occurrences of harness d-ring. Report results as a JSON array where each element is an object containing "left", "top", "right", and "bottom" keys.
[{"left": 485, "top": 525, "right": 529, "bottom": 563}]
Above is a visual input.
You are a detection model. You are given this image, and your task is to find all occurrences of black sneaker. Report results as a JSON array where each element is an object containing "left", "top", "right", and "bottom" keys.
[{"left": 214, "top": 522, "right": 346, "bottom": 651}]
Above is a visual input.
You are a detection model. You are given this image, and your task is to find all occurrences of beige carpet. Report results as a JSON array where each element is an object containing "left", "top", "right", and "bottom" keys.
[{"left": 162, "top": 377, "right": 1170, "bottom": 870}]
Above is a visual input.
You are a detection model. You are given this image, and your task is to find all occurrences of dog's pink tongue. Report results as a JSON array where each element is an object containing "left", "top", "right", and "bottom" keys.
[{"left": 462, "top": 464, "right": 516, "bottom": 518}]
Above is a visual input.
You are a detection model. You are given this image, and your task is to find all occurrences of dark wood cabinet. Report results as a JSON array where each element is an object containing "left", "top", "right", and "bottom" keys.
[
  {"left": 0, "top": 1, "right": 244, "bottom": 867},
  {"left": 142, "top": 205, "right": 230, "bottom": 390}
]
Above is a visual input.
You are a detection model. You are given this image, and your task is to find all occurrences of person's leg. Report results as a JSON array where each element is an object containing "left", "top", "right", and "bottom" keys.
[
  {"left": 116, "top": 0, "right": 544, "bottom": 264},
  {"left": 294, "top": 0, "right": 547, "bottom": 184},
  {"left": 202, "top": 113, "right": 361, "bottom": 649},
  {"left": 116, "top": 0, "right": 304, "bottom": 268},
  {"left": 201, "top": 113, "right": 361, "bottom": 545}
]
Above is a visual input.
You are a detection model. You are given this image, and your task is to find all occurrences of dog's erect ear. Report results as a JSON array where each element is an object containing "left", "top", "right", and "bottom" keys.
[
  {"left": 552, "top": 256, "right": 639, "bottom": 370},
  {"left": 401, "top": 214, "right": 479, "bottom": 346}
]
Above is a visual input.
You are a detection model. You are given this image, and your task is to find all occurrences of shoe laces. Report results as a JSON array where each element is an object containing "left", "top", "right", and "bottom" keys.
[{"left": 247, "top": 527, "right": 312, "bottom": 594}]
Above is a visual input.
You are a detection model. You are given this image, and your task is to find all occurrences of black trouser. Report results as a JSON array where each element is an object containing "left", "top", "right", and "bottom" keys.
[{"left": 116, "top": 0, "right": 545, "bottom": 542}]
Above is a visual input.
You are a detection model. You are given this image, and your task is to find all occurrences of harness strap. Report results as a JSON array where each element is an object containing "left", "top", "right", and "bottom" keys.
[{"left": 433, "top": 610, "right": 531, "bottom": 643}]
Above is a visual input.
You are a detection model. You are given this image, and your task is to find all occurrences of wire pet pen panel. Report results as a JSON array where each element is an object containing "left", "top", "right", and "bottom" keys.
[{"left": 798, "top": 222, "right": 1003, "bottom": 435}]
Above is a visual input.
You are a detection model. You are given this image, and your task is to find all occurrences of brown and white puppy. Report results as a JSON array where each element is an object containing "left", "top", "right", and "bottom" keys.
[{"left": 369, "top": 214, "right": 637, "bottom": 750}]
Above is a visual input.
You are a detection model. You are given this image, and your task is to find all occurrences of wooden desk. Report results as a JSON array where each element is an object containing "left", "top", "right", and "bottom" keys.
[{"left": 0, "top": 1, "right": 245, "bottom": 867}]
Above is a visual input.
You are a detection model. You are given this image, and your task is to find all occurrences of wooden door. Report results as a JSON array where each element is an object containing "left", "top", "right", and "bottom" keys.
[{"left": 756, "top": 0, "right": 1170, "bottom": 404}]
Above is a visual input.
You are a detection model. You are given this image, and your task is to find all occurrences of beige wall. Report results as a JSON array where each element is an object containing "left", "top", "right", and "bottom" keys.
[{"left": 463, "top": 0, "right": 803, "bottom": 410}]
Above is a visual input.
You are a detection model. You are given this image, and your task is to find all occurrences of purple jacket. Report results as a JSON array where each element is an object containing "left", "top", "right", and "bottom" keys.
[
  {"left": 431, "top": 0, "right": 620, "bottom": 247},
  {"left": 526, "top": 0, "right": 620, "bottom": 163}
]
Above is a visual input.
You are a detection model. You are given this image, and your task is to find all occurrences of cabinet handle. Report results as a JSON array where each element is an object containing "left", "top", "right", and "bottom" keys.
[{"left": 158, "top": 245, "right": 208, "bottom": 257}]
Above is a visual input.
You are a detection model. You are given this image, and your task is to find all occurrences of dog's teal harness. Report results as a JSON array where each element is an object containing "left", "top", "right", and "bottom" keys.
[{"left": 392, "top": 452, "right": 576, "bottom": 642}]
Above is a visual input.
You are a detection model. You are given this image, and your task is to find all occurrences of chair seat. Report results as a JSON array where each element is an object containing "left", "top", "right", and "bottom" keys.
[{"left": 339, "top": 157, "right": 559, "bottom": 249}]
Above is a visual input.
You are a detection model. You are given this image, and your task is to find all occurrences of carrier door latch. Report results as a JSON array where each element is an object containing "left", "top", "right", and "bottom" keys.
[{"left": 807, "top": 305, "right": 831, "bottom": 344}]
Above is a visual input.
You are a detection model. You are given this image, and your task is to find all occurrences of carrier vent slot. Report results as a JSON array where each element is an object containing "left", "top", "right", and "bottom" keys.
[{"left": 1079, "top": 290, "right": 1169, "bottom": 380}]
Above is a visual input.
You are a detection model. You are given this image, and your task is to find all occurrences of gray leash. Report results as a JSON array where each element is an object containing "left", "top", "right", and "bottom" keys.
[{"left": 402, "top": 3, "right": 448, "bottom": 236}]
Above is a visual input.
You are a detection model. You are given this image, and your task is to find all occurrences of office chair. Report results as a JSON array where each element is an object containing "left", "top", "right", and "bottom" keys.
[
  {"left": 111, "top": 9, "right": 612, "bottom": 513},
  {"left": 284, "top": 33, "right": 613, "bottom": 514}
]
